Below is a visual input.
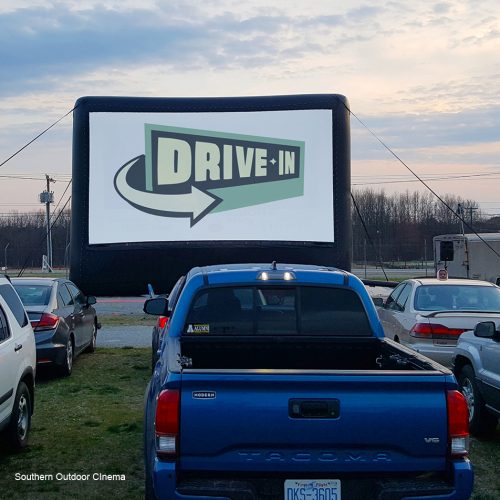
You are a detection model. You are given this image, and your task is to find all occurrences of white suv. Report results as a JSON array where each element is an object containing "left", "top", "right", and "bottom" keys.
[{"left": 0, "top": 276, "right": 36, "bottom": 449}]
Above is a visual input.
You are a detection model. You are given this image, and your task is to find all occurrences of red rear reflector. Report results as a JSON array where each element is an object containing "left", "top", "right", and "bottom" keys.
[
  {"left": 157, "top": 316, "right": 169, "bottom": 329},
  {"left": 410, "top": 323, "right": 467, "bottom": 339},
  {"left": 155, "top": 389, "right": 180, "bottom": 458},
  {"left": 447, "top": 390, "right": 469, "bottom": 457},
  {"left": 31, "top": 313, "right": 60, "bottom": 331}
]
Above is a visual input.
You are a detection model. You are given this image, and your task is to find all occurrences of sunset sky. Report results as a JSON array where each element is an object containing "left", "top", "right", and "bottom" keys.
[{"left": 1, "top": 0, "right": 499, "bottom": 218}]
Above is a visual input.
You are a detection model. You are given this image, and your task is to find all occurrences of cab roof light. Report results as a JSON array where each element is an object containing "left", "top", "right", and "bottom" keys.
[{"left": 257, "top": 271, "right": 296, "bottom": 281}]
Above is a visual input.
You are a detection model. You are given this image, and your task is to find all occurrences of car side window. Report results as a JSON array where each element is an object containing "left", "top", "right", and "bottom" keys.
[
  {"left": 0, "top": 284, "right": 28, "bottom": 327},
  {"left": 0, "top": 306, "right": 10, "bottom": 342},
  {"left": 395, "top": 284, "right": 412, "bottom": 311},
  {"left": 66, "top": 283, "right": 84, "bottom": 305},
  {"left": 385, "top": 283, "right": 406, "bottom": 311},
  {"left": 167, "top": 276, "right": 186, "bottom": 313},
  {"left": 58, "top": 284, "right": 74, "bottom": 306}
]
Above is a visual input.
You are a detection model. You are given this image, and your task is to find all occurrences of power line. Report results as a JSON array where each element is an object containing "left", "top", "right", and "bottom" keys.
[
  {"left": 346, "top": 104, "right": 500, "bottom": 261},
  {"left": 352, "top": 172, "right": 500, "bottom": 184},
  {"left": 353, "top": 174, "right": 500, "bottom": 186},
  {"left": 0, "top": 174, "right": 71, "bottom": 181},
  {"left": 0, "top": 106, "right": 77, "bottom": 169},
  {"left": 351, "top": 192, "right": 389, "bottom": 281},
  {"left": 50, "top": 179, "right": 72, "bottom": 223}
]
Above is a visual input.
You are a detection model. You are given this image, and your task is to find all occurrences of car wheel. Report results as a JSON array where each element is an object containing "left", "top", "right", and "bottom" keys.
[
  {"left": 458, "top": 364, "right": 498, "bottom": 437},
  {"left": 85, "top": 321, "right": 97, "bottom": 353},
  {"left": 59, "top": 337, "right": 74, "bottom": 377},
  {"left": 6, "top": 381, "right": 31, "bottom": 450}
]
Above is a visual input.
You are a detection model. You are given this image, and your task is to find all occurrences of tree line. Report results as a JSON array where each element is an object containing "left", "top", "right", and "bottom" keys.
[
  {"left": 0, "top": 211, "right": 70, "bottom": 269},
  {"left": 352, "top": 189, "right": 500, "bottom": 264},
  {"left": 0, "top": 190, "right": 499, "bottom": 269}
]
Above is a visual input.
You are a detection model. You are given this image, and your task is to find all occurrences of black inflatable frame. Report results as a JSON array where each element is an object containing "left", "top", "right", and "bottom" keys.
[{"left": 70, "top": 94, "right": 351, "bottom": 296}]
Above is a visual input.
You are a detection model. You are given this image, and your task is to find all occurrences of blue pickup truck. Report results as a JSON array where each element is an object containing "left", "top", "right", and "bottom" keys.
[{"left": 143, "top": 263, "right": 473, "bottom": 500}]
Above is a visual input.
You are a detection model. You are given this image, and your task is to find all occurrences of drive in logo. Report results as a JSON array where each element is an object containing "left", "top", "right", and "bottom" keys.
[{"left": 114, "top": 124, "right": 305, "bottom": 226}]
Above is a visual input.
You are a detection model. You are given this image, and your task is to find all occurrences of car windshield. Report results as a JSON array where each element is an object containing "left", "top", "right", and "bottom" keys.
[
  {"left": 184, "top": 285, "right": 372, "bottom": 336},
  {"left": 13, "top": 284, "right": 52, "bottom": 306},
  {"left": 414, "top": 284, "right": 500, "bottom": 312}
]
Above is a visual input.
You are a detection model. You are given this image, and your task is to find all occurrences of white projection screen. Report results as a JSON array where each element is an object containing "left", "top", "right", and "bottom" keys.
[{"left": 71, "top": 95, "right": 351, "bottom": 295}]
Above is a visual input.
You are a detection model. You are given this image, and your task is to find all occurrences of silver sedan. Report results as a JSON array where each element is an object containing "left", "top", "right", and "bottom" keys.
[{"left": 376, "top": 278, "right": 500, "bottom": 367}]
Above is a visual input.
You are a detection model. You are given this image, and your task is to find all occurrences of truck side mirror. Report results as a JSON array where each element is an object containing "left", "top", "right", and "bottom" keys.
[
  {"left": 372, "top": 297, "right": 384, "bottom": 307},
  {"left": 144, "top": 297, "right": 169, "bottom": 316},
  {"left": 474, "top": 321, "right": 496, "bottom": 339}
]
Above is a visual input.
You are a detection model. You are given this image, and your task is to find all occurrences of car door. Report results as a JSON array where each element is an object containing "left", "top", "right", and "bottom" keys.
[
  {"left": 0, "top": 304, "right": 16, "bottom": 427},
  {"left": 390, "top": 283, "right": 416, "bottom": 344},
  {"left": 480, "top": 337, "right": 500, "bottom": 412},
  {"left": 65, "top": 282, "right": 93, "bottom": 352},
  {"left": 378, "top": 282, "right": 408, "bottom": 340},
  {"left": 54, "top": 281, "right": 76, "bottom": 340},
  {"left": 0, "top": 283, "right": 31, "bottom": 426}
]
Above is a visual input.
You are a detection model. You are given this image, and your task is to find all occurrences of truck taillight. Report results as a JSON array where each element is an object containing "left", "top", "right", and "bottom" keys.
[
  {"left": 155, "top": 389, "right": 180, "bottom": 458},
  {"left": 447, "top": 390, "right": 469, "bottom": 458},
  {"left": 31, "top": 313, "right": 60, "bottom": 331},
  {"left": 410, "top": 323, "right": 466, "bottom": 339}
]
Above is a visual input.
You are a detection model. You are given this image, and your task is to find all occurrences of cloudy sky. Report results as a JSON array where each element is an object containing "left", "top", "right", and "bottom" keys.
[{"left": 1, "top": 0, "right": 499, "bottom": 218}]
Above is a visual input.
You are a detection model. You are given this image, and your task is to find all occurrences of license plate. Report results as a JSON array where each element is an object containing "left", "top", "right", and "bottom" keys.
[
  {"left": 284, "top": 479, "right": 341, "bottom": 500},
  {"left": 434, "top": 339, "right": 457, "bottom": 345}
]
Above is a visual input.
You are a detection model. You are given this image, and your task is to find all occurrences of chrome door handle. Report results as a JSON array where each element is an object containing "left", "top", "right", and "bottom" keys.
[{"left": 14, "top": 344, "right": 22, "bottom": 352}]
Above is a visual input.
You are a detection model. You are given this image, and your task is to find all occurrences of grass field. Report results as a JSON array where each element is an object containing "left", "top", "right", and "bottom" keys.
[
  {"left": 0, "top": 348, "right": 150, "bottom": 500},
  {"left": 98, "top": 314, "right": 156, "bottom": 327},
  {"left": 0, "top": 348, "right": 499, "bottom": 500}
]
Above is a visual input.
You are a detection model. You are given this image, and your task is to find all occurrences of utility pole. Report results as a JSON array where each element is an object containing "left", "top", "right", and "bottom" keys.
[
  {"left": 39, "top": 175, "right": 55, "bottom": 272},
  {"left": 363, "top": 239, "right": 367, "bottom": 278},
  {"left": 457, "top": 204, "right": 465, "bottom": 235},
  {"left": 4, "top": 242, "right": 9, "bottom": 270},
  {"left": 464, "top": 206, "right": 478, "bottom": 230},
  {"left": 458, "top": 203, "right": 478, "bottom": 233},
  {"left": 424, "top": 239, "right": 427, "bottom": 277}
]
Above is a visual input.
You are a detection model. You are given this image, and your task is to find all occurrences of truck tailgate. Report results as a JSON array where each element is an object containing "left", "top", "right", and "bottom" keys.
[{"left": 179, "top": 371, "right": 449, "bottom": 473}]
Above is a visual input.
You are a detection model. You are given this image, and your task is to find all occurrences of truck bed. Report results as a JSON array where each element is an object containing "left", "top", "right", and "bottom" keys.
[{"left": 180, "top": 336, "right": 441, "bottom": 371}]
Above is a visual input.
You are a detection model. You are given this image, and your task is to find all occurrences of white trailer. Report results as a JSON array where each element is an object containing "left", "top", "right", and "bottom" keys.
[{"left": 433, "top": 233, "right": 500, "bottom": 285}]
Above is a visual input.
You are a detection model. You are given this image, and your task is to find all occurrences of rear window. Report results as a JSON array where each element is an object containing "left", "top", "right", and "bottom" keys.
[
  {"left": 13, "top": 284, "right": 52, "bottom": 306},
  {"left": 185, "top": 286, "right": 372, "bottom": 336},
  {"left": 0, "top": 284, "right": 28, "bottom": 327},
  {"left": 414, "top": 284, "right": 500, "bottom": 312}
]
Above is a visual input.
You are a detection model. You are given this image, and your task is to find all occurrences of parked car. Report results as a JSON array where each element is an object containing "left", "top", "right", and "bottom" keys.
[
  {"left": 454, "top": 321, "right": 500, "bottom": 437},
  {"left": 0, "top": 275, "right": 36, "bottom": 449},
  {"left": 149, "top": 276, "right": 185, "bottom": 371},
  {"left": 11, "top": 278, "right": 99, "bottom": 376},
  {"left": 375, "top": 278, "right": 500, "bottom": 367}
]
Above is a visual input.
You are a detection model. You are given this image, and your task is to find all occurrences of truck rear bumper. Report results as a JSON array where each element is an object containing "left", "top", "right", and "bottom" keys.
[{"left": 152, "top": 459, "right": 473, "bottom": 500}]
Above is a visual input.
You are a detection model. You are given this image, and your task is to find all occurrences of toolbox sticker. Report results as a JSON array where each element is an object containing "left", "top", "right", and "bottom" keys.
[{"left": 186, "top": 324, "right": 210, "bottom": 334}]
